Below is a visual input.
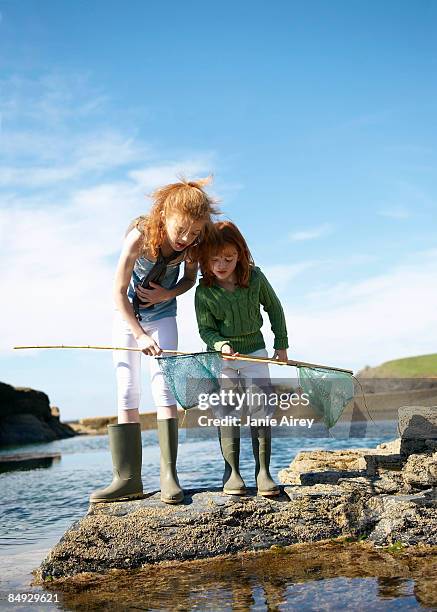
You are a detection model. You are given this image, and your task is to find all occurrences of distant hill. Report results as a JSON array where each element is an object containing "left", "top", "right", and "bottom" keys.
[{"left": 358, "top": 353, "right": 437, "bottom": 379}]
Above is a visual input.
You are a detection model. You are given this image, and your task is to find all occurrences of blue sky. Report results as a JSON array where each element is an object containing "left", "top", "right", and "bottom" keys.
[{"left": 1, "top": 1, "right": 437, "bottom": 421}]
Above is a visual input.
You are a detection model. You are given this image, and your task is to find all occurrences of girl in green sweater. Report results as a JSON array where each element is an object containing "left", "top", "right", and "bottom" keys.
[{"left": 195, "top": 221, "right": 289, "bottom": 496}]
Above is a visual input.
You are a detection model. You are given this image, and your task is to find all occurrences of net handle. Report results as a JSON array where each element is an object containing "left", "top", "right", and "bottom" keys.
[
  {"left": 219, "top": 352, "right": 353, "bottom": 374},
  {"left": 14, "top": 345, "right": 215, "bottom": 356},
  {"left": 14, "top": 345, "right": 353, "bottom": 374},
  {"left": 160, "top": 349, "right": 353, "bottom": 374}
]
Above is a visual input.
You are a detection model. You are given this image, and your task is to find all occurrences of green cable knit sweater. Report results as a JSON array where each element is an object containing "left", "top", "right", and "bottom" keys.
[{"left": 195, "top": 265, "right": 289, "bottom": 354}]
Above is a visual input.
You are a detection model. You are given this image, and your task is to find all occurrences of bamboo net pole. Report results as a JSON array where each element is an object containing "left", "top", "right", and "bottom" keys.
[{"left": 13, "top": 345, "right": 353, "bottom": 375}]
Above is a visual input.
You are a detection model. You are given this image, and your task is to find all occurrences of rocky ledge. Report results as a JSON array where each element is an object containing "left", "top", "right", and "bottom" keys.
[
  {"left": 36, "top": 406, "right": 436, "bottom": 582},
  {"left": 0, "top": 382, "right": 77, "bottom": 446}
]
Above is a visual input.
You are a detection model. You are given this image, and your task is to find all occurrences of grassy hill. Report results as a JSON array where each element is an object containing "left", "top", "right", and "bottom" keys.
[{"left": 358, "top": 353, "right": 437, "bottom": 378}]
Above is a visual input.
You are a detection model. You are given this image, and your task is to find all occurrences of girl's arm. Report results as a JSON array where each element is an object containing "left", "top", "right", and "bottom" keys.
[
  {"left": 113, "top": 228, "right": 161, "bottom": 356},
  {"left": 135, "top": 259, "right": 198, "bottom": 305},
  {"left": 167, "top": 259, "right": 198, "bottom": 298},
  {"left": 258, "top": 268, "right": 289, "bottom": 353},
  {"left": 195, "top": 289, "right": 232, "bottom": 352}
]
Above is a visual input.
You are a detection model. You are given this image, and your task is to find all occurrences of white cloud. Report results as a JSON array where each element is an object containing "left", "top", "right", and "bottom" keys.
[
  {"left": 0, "top": 73, "right": 109, "bottom": 124},
  {"left": 0, "top": 160, "right": 214, "bottom": 354},
  {"left": 0, "top": 73, "right": 216, "bottom": 355},
  {"left": 0, "top": 131, "right": 149, "bottom": 188},
  {"left": 260, "top": 262, "right": 317, "bottom": 294},
  {"left": 260, "top": 250, "right": 437, "bottom": 373},
  {"left": 288, "top": 223, "right": 333, "bottom": 242},
  {"left": 129, "top": 158, "right": 216, "bottom": 191}
]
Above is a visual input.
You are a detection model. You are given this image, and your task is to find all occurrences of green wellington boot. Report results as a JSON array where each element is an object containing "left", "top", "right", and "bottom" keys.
[
  {"left": 218, "top": 425, "right": 247, "bottom": 495},
  {"left": 90, "top": 422, "right": 144, "bottom": 503},
  {"left": 157, "top": 418, "right": 184, "bottom": 504},
  {"left": 251, "top": 425, "right": 280, "bottom": 497}
]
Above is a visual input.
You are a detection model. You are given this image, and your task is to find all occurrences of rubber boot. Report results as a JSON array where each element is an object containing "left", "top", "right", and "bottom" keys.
[
  {"left": 89, "top": 422, "right": 143, "bottom": 503},
  {"left": 218, "top": 425, "right": 246, "bottom": 495},
  {"left": 157, "top": 418, "right": 184, "bottom": 504},
  {"left": 251, "top": 425, "right": 280, "bottom": 497}
]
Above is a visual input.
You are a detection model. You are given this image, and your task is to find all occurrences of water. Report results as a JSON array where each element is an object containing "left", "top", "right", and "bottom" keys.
[{"left": 0, "top": 421, "right": 435, "bottom": 610}]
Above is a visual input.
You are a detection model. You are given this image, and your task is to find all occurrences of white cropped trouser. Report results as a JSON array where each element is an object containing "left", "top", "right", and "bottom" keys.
[
  {"left": 215, "top": 348, "right": 274, "bottom": 420},
  {"left": 112, "top": 311, "right": 178, "bottom": 412}
]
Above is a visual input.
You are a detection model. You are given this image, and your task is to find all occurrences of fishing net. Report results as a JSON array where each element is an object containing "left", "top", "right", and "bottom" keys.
[
  {"left": 157, "top": 351, "right": 355, "bottom": 426},
  {"left": 157, "top": 351, "right": 223, "bottom": 409},
  {"left": 298, "top": 366, "right": 355, "bottom": 428}
]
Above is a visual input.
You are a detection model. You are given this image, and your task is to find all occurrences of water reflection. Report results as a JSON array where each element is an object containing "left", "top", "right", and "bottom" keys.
[
  {"left": 41, "top": 541, "right": 436, "bottom": 611},
  {"left": 0, "top": 454, "right": 61, "bottom": 473}
]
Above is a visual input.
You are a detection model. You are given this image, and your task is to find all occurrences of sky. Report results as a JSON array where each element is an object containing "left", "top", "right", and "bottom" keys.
[{"left": 1, "top": 0, "right": 437, "bottom": 421}]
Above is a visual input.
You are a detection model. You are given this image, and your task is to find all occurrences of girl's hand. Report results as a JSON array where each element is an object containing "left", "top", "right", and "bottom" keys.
[
  {"left": 273, "top": 349, "right": 288, "bottom": 363},
  {"left": 137, "top": 334, "right": 162, "bottom": 357},
  {"left": 136, "top": 281, "right": 171, "bottom": 307},
  {"left": 221, "top": 344, "right": 240, "bottom": 360}
]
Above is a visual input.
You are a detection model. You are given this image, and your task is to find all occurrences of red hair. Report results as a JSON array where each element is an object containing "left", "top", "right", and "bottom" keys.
[
  {"left": 127, "top": 176, "right": 221, "bottom": 262},
  {"left": 198, "top": 221, "right": 254, "bottom": 287}
]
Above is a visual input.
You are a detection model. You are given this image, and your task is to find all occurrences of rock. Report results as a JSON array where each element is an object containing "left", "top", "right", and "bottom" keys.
[
  {"left": 0, "top": 382, "right": 17, "bottom": 417},
  {"left": 398, "top": 406, "right": 437, "bottom": 456},
  {"left": 36, "top": 411, "right": 437, "bottom": 583},
  {"left": 277, "top": 448, "right": 402, "bottom": 485},
  {"left": 371, "top": 472, "right": 406, "bottom": 495},
  {"left": 376, "top": 438, "right": 401, "bottom": 453},
  {"left": 398, "top": 406, "right": 437, "bottom": 436},
  {"left": 14, "top": 387, "right": 51, "bottom": 419},
  {"left": 38, "top": 462, "right": 437, "bottom": 583},
  {"left": 278, "top": 449, "right": 374, "bottom": 485},
  {"left": 364, "top": 494, "right": 437, "bottom": 547},
  {"left": 0, "top": 381, "right": 77, "bottom": 446},
  {"left": 296, "top": 470, "right": 366, "bottom": 485},
  {"left": 402, "top": 453, "right": 437, "bottom": 488},
  {"left": 425, "top": 439, "right": 437, "bottom": 452},
  {"left": 363, "top": 453, "right": 404, "bottom": 476},
  {"left": 0, "top": 414, "right": 58, "bottom": 445},
  {"left": 37, "top": 485, "right": 373, "bottom": 581}
]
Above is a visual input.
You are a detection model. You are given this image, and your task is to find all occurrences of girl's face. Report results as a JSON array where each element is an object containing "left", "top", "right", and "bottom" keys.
[
  {"left": 209, "top": 244, "right": 239, "bottom": 281},
  {"left": 165, "top": 212, "right": 204, "bottom": 251}
]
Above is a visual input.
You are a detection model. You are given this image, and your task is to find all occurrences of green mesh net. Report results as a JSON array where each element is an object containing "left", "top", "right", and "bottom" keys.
[
  {"left": 157, "top": 351, "right": 223, "bottom": 409},
  {"left": 157, "top": 352, "right": 355, "bottom": 425},
  {"left": 298, "top": 366, "right": 355, "bottom": 428}
]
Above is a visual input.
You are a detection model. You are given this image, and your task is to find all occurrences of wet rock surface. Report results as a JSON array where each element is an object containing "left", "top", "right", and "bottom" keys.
[
  {"left": 38, "top": 541, "right": 437, "bottom": 610},
  {"left": 37, "top": 487, "right": 349, "bottom": 580},
  {"left": 36, "top": 407, "right": 437, "bottom": 582},
  {"left": 37, "top": 457, "right": 436, "bottom": 581}
]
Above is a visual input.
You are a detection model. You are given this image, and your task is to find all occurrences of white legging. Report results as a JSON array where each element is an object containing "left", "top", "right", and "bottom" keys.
[
  {"left": 216, "top": 348, "right": 274, "bottom": 419},
  {"left": 112, "top": 311, "right": 178, "bottom": 418}
]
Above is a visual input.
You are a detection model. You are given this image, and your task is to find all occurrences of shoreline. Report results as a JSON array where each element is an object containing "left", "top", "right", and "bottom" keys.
[{"left": 67, "top": 384, "right": 437, "bottom": 435}]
